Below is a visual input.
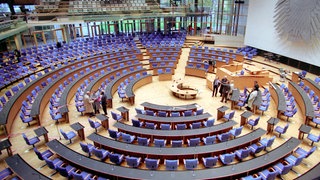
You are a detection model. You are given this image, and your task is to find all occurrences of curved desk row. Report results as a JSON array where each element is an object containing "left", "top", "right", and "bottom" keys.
[
  {"left": 288, "top": 81, "right": 315, "bottom": 124},
  {"left": 5, "top": 154, "right": 51, "bottom": 180},
  {"left": 47, "top": 137, "right": 299, "bottom": 180},
  {"left": 185, "top": 66, "right": 207, "bottom": 78},
  {"left": 149, "top": 60, "right": 177, "bottom": 69},
  {"left": 296, "top": 162, "right": 320, "bottom": 180},
  {"left": 135, "top": 113, "right": 212, "bottom": 128},
  {"left": 105, "top": 69, "right": 145, "bottom": 108},
  {"left": 140, "top": 102, "right": 199, "bottom": 114},
  {"left": 188, "top": 55, "right": 232, "bottom": 68},
  {"left": 114, "top": 120, "right": 237, "bottom": 144},
  {"left": 125, "top": 74, "right": 153, "bottom": 105},
  {"left": 269, "top": 83, "right": 286, "bottom": 119},
  {"left": 304, "top": 78, "right": 320, "bottom": 96},
  {"left": 88, "top": 128, "right": 266, "bottom": 161},
  {"left": 190, "top": 47, "right": 244, "bottom": 61},
  {"left": 0, "top": 48, "right": 141, "bottom": 135}
]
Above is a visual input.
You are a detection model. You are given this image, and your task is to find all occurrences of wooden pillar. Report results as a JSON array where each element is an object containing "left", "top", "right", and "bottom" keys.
[{"left": 14, "top": 34, "right": 23, "bottom": 50}]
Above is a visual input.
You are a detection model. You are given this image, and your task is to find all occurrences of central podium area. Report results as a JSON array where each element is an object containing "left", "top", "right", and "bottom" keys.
[{"left": 170, "top": 79, "right": 199, "bottom": 99}]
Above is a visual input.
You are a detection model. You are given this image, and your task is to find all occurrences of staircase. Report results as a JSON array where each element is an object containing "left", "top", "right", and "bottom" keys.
[{"left": 183, "top": 39, "right": 204, "bottom": 48}]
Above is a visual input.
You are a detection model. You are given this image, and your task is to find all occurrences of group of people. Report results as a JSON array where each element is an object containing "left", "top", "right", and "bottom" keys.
[
  {"left": 83, "top": 90, "right": 108, "bottom": 117},
  {"left": 212, "top": 76, "right": 234, "bottom": 103},
  {"left": 212, "top": 76, "right": 260, "bottom": 111}
]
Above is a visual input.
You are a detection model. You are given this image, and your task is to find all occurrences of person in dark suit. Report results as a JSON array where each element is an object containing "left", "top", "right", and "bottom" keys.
[
  {"left": 212, "top": 76, "right": 220, "bottom": 97},
  {"left": 219, "top": 76, "right": 228, "bottom": 97},
  {"left": 100, "top": 91, "right": 107, "bottom": 115},
  {"left": 221, "top": 81, "right": 230, "bottom": 103}
]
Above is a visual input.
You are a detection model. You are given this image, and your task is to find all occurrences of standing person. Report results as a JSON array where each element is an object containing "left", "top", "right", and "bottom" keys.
[
  {"left": 219, "top": 76, "right": 228, "bottom": 97},
  {"left": 100, "top": 91, "right": 107, "bottom": 115},
  {"left": 228, "top": 80, "right": 235, "bottom": 99},
  {"left": 221, "top": 81, "right": 230, "bottom": 103},
  {"left": 245, "top": 85, "right": 260, "bottom": 111},
  {"left": 212, "top": 76, "right": 220, "bottom": 97},
  {"left": 14, "top": 49, "right": 21, "bottom": 62},
  {"left": 91, "top": 90, "right": 101, "bottom": 114},
  {"left": 84, "top": 91, "right": 94, "bottom": 117}
]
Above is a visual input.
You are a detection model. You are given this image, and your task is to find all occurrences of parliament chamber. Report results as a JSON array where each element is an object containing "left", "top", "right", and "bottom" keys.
[{"left": 0, "top": 0, "right": 319, "bottom": 180}]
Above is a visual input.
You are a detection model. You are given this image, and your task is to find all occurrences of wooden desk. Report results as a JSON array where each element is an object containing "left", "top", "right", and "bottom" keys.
[
  {"left": 170, "top": 79, "right": 199, "bottom": 99},
  {"left": 269, "top": 83, "right": 286, "bottom": 119},
  {"left": 240, "top": 111, "right": 253, "bottom": 126},
  {"left": 291, "top": 72, "right": 300, "bottom": 83},
  {"left": 70, "top": 122, "right": 85, "bottom": 140},
  {"left": 117, "top": 106, "right": 129, "bottom": 122},
  {"left": 296, "top": 162, "right": 320, "bottom": 180},
  {"left": 267, "top": 117, "right": 279, "bottom": 134},
  {"left": 141, "top": 102, "right": 199, "bottom": 115},
  {"left": 5, "top": 154, "right": 50, "bottom": 180},
  {"left": 34, "top": 126, "right": 49, "bottom": 143},
  {"left": 125, "top": 74, "right": 153, "bottom": 105},
  {"left": 298, "top": 124, "right": 311, "bottom": 140},
  {"left": 230, "top": 89, "right": 240, "bottom": 110},
  {"left": 114, "top": 120, "right": 236, "bottom": 144},
  {"left": 0, "top": 139, "right": 12, "bottom": 156},
  {"left": 96, "top": 114, "right": 109, "bottom": 129},
  {"left": 217, "top": 106, "right": 229, "bottom": 120},
  {"left": 288, "top": 81, "right": 315, "bottom": 124},
  {"left": 185, "top": 66, "right": 206, "bottom": 78}
]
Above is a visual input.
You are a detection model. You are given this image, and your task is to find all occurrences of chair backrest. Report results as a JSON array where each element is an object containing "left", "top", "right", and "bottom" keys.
[
  {"left": 59, "top": 129, "right": 68, "bottom": 139},
  {"left": 191, "top": 122, "right": 201, "bottom": 129},
  {"left": 154, "top": 139, "right": 165, "bottom": 147},
  {"left": 111, "top": 111, "right": 118, "bottom": 120},
  {"left": 158, "top": 111, "right": 167, "bottom": 117},
  {"left": 188, "top": 138, "right": 200, "bottom": 146},
  {"left": 145, "top": 158, "right": 159, "bottom": 170},
  {"left": 88, "top": 119, "right": 95, "bottom": 128},
  {"left": 283, "top": 123, "right": 289, "bottom": 133},
  {"left": 146, "top": 110, "right": 155, "bottom": 116},
  {"left": 108, "top": 129, "right": 120, "bottom": 139},
  {"left": 195, "top": 109, "right": 204, "bottom": 115},
  {"left": 171, "top": 112, "right": 180, "bottom": 117},
  {"left": 126, "top": 156, "right": 140, "bottom": 168},
  {"left": 93, "top": 148, "right": 108, "bottom": 159},
  {"left": 307, "top": 146, "right": 317, "bottom": 157},
  {"left": 222, "top": 153, "right": 235, "bottom": 164},
  {"left": 233, "top": 126, "right": 243, "bottom": 136},
  {"left": 184, "top": 110, "right": 192, "bottom": 116},
  {"left": 204, "top": 118, "right": 215, "bottom": 127},
  {"left": 34, "top": 147, "right": 44, "bottom": 160},
  {"left": 122, "top": 133, "right": 133, "bottom": 143},
  {"left": 109, "top": 153, "right": 122, "bottom": 165},
  {"left": 135, "top": 108, "right": 144, "bottom": 115},
  {"left": 176, "top": 123, "right": 186, "bottom": 130},
  {"left": 171, "top": 140, "right": 183, "bottom": 147},
  {"left": 160, "top": 124, "right": 171, "bottom": 130},
  {"left": 204, "top": 135, "right": 216, "bottom": 145},
  {"left": 266, "top": 136, "right": 276, "bottom": 147},
  {"left": 239, "top": 148, "right": 251, "bottom": 159},
  {"left": 184, "top": 159, "right": 198, "bottom": 170},
  {"left": 145, "top": 122, "right": 155, "bottom": 129},
  {"left": 165, "top": 160, "right": 178, "bottom": 170},
  {"left": 202, "top": 156, "right": 218, "bottom": 167},
  {"left": 137, "top": 137, "right": 149, "bottom": 146},
  {"left": 132, "top": 119, "right": 142, "bottom": 127},
  {"left": 22, "top": 133, "right": 30, "bottom": 144},
  {"left": 80, "top": 142, "right": 90, "bottom": 153},
  {"left": 254, "top": 116, "right": 260, "bottom": 125}
]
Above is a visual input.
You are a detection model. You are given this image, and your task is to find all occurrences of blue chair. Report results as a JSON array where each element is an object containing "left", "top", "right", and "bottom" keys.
[
  {"left": 241, "top": 174, "right": 262, "bottom": 180},
  {"left": 108, "top": 129, "right": 121, "bottom": 140},
  {"left": 126, "top": 156, "right": 141, "bottom": 168},
  {"left": 250, "top": 143, "right": 265, "bottom": 156},
  {"left": 145, "top": 122, "right": 157, "bottom": 129},
  {"left": 122, "top": 133, "right": 135, "bottom": 143},
  {"left": 72, "top": 170, "right": 92, "bottom": 180},
  {"left": 137, "top": 137, "right": 150, "bottom": 146},
  {"left": 235, "top": 148, "right": 251, "bottom": 161},
  {"left": 230, "top": 126, "right": 243, "bottom": 138},
  {"left": 92, "top": 147, "right": 109, "bottom": 161},
  {"left": 44, "top": 157, "right": 64, "bottom": 176},
  {"left": 184, "top": 158, "right": 199, "bottom": 170},
  {"left": 285, "top": 153, "right": 306, "bottom": 174},
  {"left": 165, "top": 159, "right": 179, "bottom": 170},
  {"left": 160, "top": 124, "right": 171, "bottom": 130},
  {"left": 258, "top": 168, "right": 279, "bottom": 180},
  {"left": 22, "top": 133, "right": 40, "bottom": 148},
  {"left": 190, "top": 122, "right": 201, "bottom": 129},
  {"left": 80, "top": 142, "right": 94, "bottom": 157},
  {"left": 34, "top": 147, "right": 54, "bottom": 161},
  {"left": 294, "top": 146, "right": 317, "bottom": 158},
  {"left": 88, "top": 118, "right": 102, "bottom": 132},
  {"left": 217, "top": 132, "right": 231, "bottom": 142},
  {"left": 248, "top": 116, "right": 260, "bottom": 129},
  {"left": 187, "top": 137, "right": 200, "bottom": 147},
  {"left": 57, "top": 164, "right": 76, "bottom": 178},
  {"left": 0, "top": 168, "right": 13, "bottom": 180},
  {"left": 203, "top": 118, "right": 215, "bottom": 127},
  {"left": 258, "top": 104, "right": 269, "bottom": 115},
  {"left": 312, "top": 118, "right": 320, "bottom": 128},
  {"left": 146, "top": 110, "right": 155, "bottom": 116},
  {"left": 274, "top": 123, "right": 289, "bottom": 137},
  {"left": 132, "top": 119, "right": 143, "bottom": 127},
  {"left": 283, "top": 108, "right": 297, "bottom": 121},
  {"left": 60, "top": 129, "right": 76, "bottom": 144},
  {"left": 171, "top": 112, "right": 180, "bottom": 117},
  {"left": 259, "top": 136, "right": 276, "bottom": 151},
  {"left": 154, "top": 139, "right": 166, "bottom": 147},
  {"left": 202, "top": 156, "right": 218, "bottom": 168},
  {"left": 20, "top": 112, "right": 34, "bottom": 126},
  {"left": 273, "top": 161, "right": 293, "bottom": 176},
  {"left": 219, "top": 153, "right": 235, "bottom": 165},
  {"left": 176, "top": 123, "right": 187, "bottom": 130},
  {"left": 202, "top": 135, "right": 216, "bottom": 145},
  {"left": 183, "top": 110, "right": 193, "bottom": 116},
  {"left": 307, "top": 133, "right": 320, "bottom": 146},
  {"left": 158, "top": 111, "right": 167, "bottom": 117},
  {"left": 194, "top": 109, "right": 204, "bottom": 115},
  {"left": 109, "top": 153, "right": 124, "bottom": 165},
  {"left": 135, "top": 108, "right": 146, "bottom": 115},
  {"left": 145, "top": 158, "right": 160, "bottom": 170},
  {"left": 171, "top": 140, "right": 183, "bottom": 147},
  {"left": 111, "top": 111, "right": 122, "bottom": 121},
  {"left": 223, "top": 111, "right": 235, "bottom": 121}
]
